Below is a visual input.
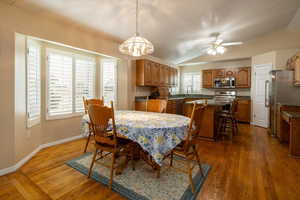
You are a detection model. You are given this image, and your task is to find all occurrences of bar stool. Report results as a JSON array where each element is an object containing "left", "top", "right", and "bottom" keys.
[{"left": 217, "top": 100, "right": 238, "bottom": 139}]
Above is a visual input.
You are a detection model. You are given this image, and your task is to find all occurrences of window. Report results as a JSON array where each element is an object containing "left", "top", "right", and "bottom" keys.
[
  {"left": 101, "top": 59, "right": 117, "bottom": 106},
  {"left": 46, "top": 49, "right": 96, "bottom": 119},
  {"left": 26, "top": 43, "right": 41, "bottom": 127},
  {"left": 75, "top": 58, "right": 96, "bottom": 112},
  {"left": 182, "top": 73, "right": 201, "bottom": 93}
]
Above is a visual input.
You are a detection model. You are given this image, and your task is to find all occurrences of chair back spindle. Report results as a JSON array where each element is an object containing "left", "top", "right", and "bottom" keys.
[
  {"left": 184, "top": 103, "right": 206, "bottom": 153},
  {"left": 88, "top": 102, "right": 117, "bottom": 148},
  {"left": 83, "top": 97, "right": 104, "bottom": 114}
]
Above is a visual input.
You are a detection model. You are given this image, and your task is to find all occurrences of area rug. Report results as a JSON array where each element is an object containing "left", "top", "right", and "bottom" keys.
[{"left": 66, "top": 152, "right": 211, "bottom": 200}]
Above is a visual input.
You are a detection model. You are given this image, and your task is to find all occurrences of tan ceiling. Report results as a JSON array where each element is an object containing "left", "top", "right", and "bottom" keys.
[{"left": 6, "top": 0, "right": 300, "bottom": 64}]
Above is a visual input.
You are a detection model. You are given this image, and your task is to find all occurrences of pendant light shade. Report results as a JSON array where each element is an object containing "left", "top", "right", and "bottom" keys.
[
  {"left": 119, "top": 34, "right": 154, "bottom": 57},
  {"left": 119, "top": 0, "right": 154, "bottom": 57}
]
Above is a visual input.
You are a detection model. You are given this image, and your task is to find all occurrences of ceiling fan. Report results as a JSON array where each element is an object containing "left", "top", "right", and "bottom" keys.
[{"left": 204, "top": 33, "right": 243, "bottom": 56}]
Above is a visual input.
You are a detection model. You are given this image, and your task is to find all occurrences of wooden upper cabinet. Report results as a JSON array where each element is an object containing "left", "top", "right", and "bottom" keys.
[
  {"left": 136, "top": 59, "right": 152, "bottom": 86},
  {"left": 174, "top": 68, "right": 178, "bottom": 86},
  {"left": 236, "top": 67, "right": 251, "bottom": 88},
  {"left": 213, "top": 69, "right": 225, "bottom": 78},
  {"left": 164, "top": 66, "right": 170, "bottom": 86},
  {"left": 136, "top": 59, "right": 178, "bottom": 87},
  {"left": 159, "top": 64, "right": 165, "bottom": 86},
  {"left": 151, "top": 62, "right": 160, "bottom": 86},
  {"left": 168, "top": 67, "right": 173, "bottom": 86},
  {"left": 169, "top": 67, "right": 176, "bottom": 86},
  {"left": 294, "top": 57, "right": 300, "bottom": 86},
  {"left": 203, "top": 70, "right": 214, "bottom": 88},
  {"left": 225, "top": 69, "right": 235, "bottom": 78}
]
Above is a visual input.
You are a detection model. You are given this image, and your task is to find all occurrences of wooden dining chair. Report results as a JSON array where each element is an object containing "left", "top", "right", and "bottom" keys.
[
  {"left": 146, "top": 99, "right": 168, "bottom": 113},
  {"left": 83, "top": 97, "right": 104, "bottom": 153},
  {"left": 167, "top": 102, "right": 206, "bottom": 193},
  {"left": 83, "top": 96, "right": 104, "bottom": 114},
  {"left": 87, "top": 102, "right": 135, "bottom": 189}
]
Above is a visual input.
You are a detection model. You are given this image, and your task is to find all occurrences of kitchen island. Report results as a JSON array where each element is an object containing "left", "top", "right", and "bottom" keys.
[{"left": 184, "top": 99, "right": 227, "bottom": 141}]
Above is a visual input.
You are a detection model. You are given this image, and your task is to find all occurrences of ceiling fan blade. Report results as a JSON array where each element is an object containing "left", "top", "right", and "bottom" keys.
[
  {"left": 222, "top": 42, "right": 243, "bottom": 46},
  {"left": 215, "top": 38, "right": 223, "bottom": 45}
]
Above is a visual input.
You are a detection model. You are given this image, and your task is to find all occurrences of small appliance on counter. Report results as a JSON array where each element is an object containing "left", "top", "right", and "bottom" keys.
[{"left": 214, "top": 77, "right": 235, "bottom": 89}]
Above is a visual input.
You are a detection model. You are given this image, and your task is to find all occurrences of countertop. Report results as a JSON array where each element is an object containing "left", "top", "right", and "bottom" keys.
[
  {"left": 185, "top": 99, "right": 228, "bottom": 106},
  {"left": 277, "top": 103, "right": 300, "bottom": 107},
  {"left": 135, "top": 94, "right": 214, "bottom": 102},
  {"left": 135, "top": 95, "right": 250, "bottom": 102},
  {"left": 282, "top": 111, "right": 300, "bottom": 119}
]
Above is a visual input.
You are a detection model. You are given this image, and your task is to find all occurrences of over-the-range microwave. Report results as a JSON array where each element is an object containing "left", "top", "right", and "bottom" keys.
[{"left": 214, "top": 77, "right": 235, "bottom": 88}]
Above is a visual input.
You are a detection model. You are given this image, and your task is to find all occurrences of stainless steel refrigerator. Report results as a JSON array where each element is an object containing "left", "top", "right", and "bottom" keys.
[{"left": 269, "top": 70, "right": 300, "bottom": 137}]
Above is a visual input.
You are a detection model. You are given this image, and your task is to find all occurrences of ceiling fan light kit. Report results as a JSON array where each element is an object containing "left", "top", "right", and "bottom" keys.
[
  {"left": 207, "top": 45, "right": 226, "bottom": 55},
  {"left": 119, "top": 0, "right": 154, "bottom": 57},
  {"left": 206, "top": 33, "right": 242, "bottom": 56}
]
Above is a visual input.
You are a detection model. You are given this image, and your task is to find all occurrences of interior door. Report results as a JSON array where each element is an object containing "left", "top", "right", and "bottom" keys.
[{"left": 252, "top": 64, "right": 272, "bottom": 128}]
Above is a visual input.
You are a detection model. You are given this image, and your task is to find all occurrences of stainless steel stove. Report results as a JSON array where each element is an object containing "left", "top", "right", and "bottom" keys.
[{"left": 214, "top": 91, "right": 236, "bottom": 104}]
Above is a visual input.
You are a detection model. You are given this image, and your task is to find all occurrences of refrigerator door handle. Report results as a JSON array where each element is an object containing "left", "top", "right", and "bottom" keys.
[{"left": 265, "top": 80, "right": 270, "bottom": 107}]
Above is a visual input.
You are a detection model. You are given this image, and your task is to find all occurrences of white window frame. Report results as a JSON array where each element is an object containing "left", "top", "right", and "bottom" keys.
[
  {"left": 26, "top": 40, "right": 41, "bottom": 128},
  {"left": 182, "top": 72, "right": 201, "bottom": 94},
  {"left": 46, "top": 48, "right": 96, "bottom": 120},
  {"left": 74, "top": 54, "right": 96, "bottom": 113},
  {"left": 100, "top": 58, "right": 118, "bottom": 107}
]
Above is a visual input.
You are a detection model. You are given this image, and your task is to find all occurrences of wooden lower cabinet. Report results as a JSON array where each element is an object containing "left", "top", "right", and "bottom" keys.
[
  {"left": 135, "top": 101, "right": 146, "bottom": 111},
  {"left": 277, "top": 104, "right": 300, "bottom": 142},
  {"left": 166, "top": 100, "right": 177, "bottom": 114},
  {"left": 235, "top": 99, "right": 251, "bottom": 123},
  {"left": 183, "top": 103, "right": 221, "bottom": 140}
]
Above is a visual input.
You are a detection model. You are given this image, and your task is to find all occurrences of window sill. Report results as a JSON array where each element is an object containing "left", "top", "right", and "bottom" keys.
[
  {"left": 27, "top": 118, "right": 41, "bottom": 128},
  {"left": 46, "top": 112, "right": 84, "bottom": 121}
]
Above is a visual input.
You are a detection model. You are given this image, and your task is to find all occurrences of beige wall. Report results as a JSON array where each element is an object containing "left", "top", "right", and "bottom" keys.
[
  {"left": 250, "top": 48, "right": 300, "bottom": 123},
  {"left": 0, "top": 2, "right": 139, "bottom": 170},
  {"left": 179, "top": 59, "right": 251, "bottom": 96}
]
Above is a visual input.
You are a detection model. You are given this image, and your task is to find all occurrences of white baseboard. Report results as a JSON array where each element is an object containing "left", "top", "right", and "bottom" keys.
[
  {"left": 40, "top": 135, "right": 84, "bottom": 149},
  {"left": 0, "top": 135, "right": 84, "bottom": 176}
]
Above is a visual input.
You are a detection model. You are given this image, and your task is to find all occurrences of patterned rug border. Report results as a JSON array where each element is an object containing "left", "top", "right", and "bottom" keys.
[{"left": 66, "top": 152, "right": 211, "bottom": 200}]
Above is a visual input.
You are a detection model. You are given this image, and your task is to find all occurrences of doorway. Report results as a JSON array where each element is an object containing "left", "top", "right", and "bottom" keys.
[{"left": 252, "top": 64, "right": 272, "bottom": 128}]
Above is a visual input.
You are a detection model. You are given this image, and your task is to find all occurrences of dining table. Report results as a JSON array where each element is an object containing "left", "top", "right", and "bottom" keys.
[{"left": 81, "top": 110, "right": 191, "bottom": 166}]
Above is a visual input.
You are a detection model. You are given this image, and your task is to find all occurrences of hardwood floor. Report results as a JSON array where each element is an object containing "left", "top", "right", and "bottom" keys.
[{"left": 1, "top": 124, "right": 300, "bottom": 200}]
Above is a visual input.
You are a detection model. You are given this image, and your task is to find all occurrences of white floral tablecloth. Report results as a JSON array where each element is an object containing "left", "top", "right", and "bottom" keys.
[{"left": 81, "top": 110, "right": 190, "bottom": 165}]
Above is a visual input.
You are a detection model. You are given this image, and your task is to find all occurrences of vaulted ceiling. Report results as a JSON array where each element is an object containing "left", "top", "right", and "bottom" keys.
[{"left": 6, "top": 0, "right": 300, "bottom": 64}]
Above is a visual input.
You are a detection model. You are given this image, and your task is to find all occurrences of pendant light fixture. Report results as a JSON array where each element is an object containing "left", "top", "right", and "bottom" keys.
[{"left": 119, "top": 0, "right": 154, "bottom": 57}]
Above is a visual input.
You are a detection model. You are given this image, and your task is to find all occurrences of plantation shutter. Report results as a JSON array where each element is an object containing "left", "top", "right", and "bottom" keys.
[
  {"left": 182, "top": 73, "right": 201, "bottom": 93},
  {"left": 101, "top": 59, "right": 117, "bottom": 106},
  {"left": 27, "top": 44, "right": 41, "bottom": 127},
  {"left": 183, "top": 73, "right": 193, "bottom": 93},
  {"left": 75, "top": 58, "right": 96, "bottom": 112},
  {"left": 192, "top": 74, "right": 201, "bottom": 93},
  {"left": 47, "top": 51, "right": 73, "bottom": 117}
]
